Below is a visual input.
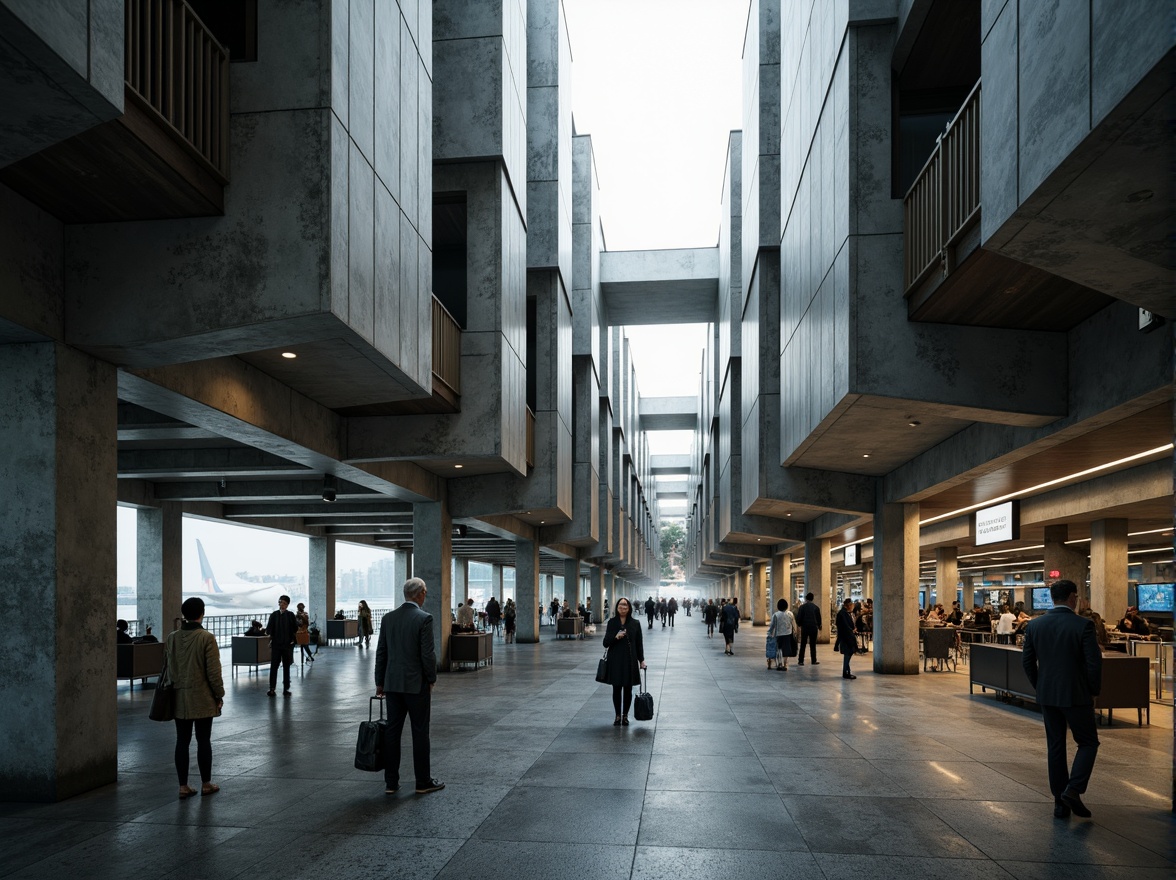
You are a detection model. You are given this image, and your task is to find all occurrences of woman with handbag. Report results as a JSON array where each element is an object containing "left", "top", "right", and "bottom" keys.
[
  {"left": 767, "top": 599, "right": 797, "bottom": 670},
  {"left": 357, "top": 600, "right": 374, "bottom": 648},
  {"left": 167, "top": 596, "right": 224, "bottom": 799},
  {"left": 602, "top": 597, "right": 646, "bottom": 726},
  {"left": 295, "top": 602, "right": 314, "bottom": 662}
]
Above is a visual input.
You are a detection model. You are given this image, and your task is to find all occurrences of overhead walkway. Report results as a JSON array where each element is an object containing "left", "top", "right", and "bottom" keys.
[{"left": 3, "top": 620, "right": 1171, "bottom": 878}]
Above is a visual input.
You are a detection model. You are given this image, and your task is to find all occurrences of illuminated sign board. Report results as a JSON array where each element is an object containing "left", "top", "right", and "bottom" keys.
[
  {"left": 974, "top": 501, "right": 1019, "bottom": 546},
  {"left": 844, "top": 544, "right": 859, "bottom": 566}
]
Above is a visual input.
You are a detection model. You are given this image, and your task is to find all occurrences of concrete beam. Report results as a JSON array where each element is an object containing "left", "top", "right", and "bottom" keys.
[
  {"left": 146, "top": 479, "right": 381, "bottom": 503},
  {"left": 638, "top": 396, "right": 698, "bottom": 431},
  {"left": 117, "top": 447, "right": 313, "bottom": 480},
  {"left": 222, "top": 502, "right": 412, "bottom": 518},
  {"left": 650, "top": 454, "right": 691, "bottom": 476},
  {"left": 600, "top": 247, "right": 719, "bottom": 325}
]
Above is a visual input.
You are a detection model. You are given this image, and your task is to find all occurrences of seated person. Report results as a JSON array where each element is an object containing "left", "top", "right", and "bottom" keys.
[
  {"left": 972, "top": 607, "right": 991, "bottom": 629},
  {"left": 924, "top": 606, "right": 942, "bottom": 625},
  {"left": 995, "top": 606, "right": 1017, "bottom": 643},
  {"left": 580, "top": 604, "right": 592, "bottom": 625},
  {"left": 244, "top": 620, "right": 266, "bottom": 637},
  {"left": 116, "top": 619, "right": 134, "bottom": 644},
  {"left": 1080, "top": 607, "right": 1110, "bottom": 649},
  {"left": 945, "top": 602, "right": 963, "bottom": 626},
  {"left": 133, "top": 625, "right": 159, "bottom": 644},
  {"left": 1118, "top": 607, "right": 1151, "bottom": 637},
  {"left": 334, "top": 609, "right": 346, "bottom": 619},
  {"left": 455, "top": 598, "right": 476, "bottom": 631}
]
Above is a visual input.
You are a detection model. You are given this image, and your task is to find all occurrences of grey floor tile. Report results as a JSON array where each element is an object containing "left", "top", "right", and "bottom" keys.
[
  {"left": 647, "top": 755, "right": 774, "bottom": 793},
  {"left": 651, "top": 726, "right": 755, "bottom": 756},
  {"left": 998, "top": 862, "right": 1176, "bottom": 880},
  {"left": 314, "top": 782, "right": 511, "bottom": 839},
  {"left": 638, "top": 790, "right": 805, "bottom": 851},
  {"left": 0, "top": 818, "right": 120, "bottom": 877},
  {"left": 520, "top": 750, "right": 649, "bottom": 789},
  {"left": 761, "top": 757, "right": 907, "bottom": 797},
  {"left": 475, "top": 785, "right": 645, "bottom": 844},
  {"left": 814, "top": 853, "right": 1017, "bottom": 880},
  {"left": 631, "top": 845, "right": 820, "bottom": 880},
  {"left": 872, "top": 759, "right": 1050, "bottom": 801},
  {"left": 436, "top": 839, "right": 634, "bottom": 880}
]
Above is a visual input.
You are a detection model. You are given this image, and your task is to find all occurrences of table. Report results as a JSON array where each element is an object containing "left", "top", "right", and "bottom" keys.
[
  {"left": 449, "top": 633, "right": 493, "bottom": 671},
  {"left": 556, "top": 617, "right": 584, "bottom": 639},
  {"left": 326, "top": 618, "right": 359, "bottom": 645},
  {"left": 116, "top": 642, "right": 164, "bottom": 689},
  {"left": 231, "top": 636, "right": 272, "bottom": 676}
]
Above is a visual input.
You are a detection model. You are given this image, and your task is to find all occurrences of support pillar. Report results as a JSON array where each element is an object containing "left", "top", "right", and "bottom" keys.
[
  {"left": 413, "top": 501, "right": 452, "bottom": 670},
  {"left": 543, "top": 573, "right": 554, "bottom": 608},
  {"left": 453, "top": 557, "right": 469, "bottom": 604},
  {"left": 137, "top": 501, "right": 183, "bottom": 636},
  {"left": 309, "top": 536, "right": 336, "bottom": 635},
  {"left": 874, "top": 498, "right": 920, "bottom": 674},
  {"left": 393, "top": 551, "right": 409, "bottom": 591},
  {"left": 490, "top": 563, "right": 504, "bottom": 604},
  {"left": 1090, "top": 518, "right": 1127, "bottom": 619},
  {"left": 515, "top": 539, "right": 540, "bottom": 643},
  {"left": 0, "top": 343, "right": 117, "bottom": 800},
  {"left": 806, "top": 537, "right": 831, "bottom": 643},
  {"left": 935, "top": 547, "right": 957, "bottom": 610},
  {"left": 770, "top": 552, "right": 790, "bottom": 610},
  {"left": 862, "top": 563, "right": 873, "bottom": 600},
  {"left": 961, "top": 575, "right": 975, "bottom": 611},
  {"left": 1044, "top": 525, "right": 1088, "bottom": 593},
  {"left": 590, "top": 566, "right": 604, "bottom": 624},
  {"left": 563, "top": 559, "right": 579, "bottom": 609},
  {"left": 750, "top": 561, "right": 768, "bottom": 625}
]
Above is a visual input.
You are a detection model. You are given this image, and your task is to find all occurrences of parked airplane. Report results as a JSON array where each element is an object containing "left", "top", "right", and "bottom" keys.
[{"left": 191, "top": 539, "right": 299, "bottom": 610}]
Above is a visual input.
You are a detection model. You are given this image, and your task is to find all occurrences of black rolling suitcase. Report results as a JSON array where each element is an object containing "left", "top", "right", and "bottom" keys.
[
  {"left": 354, "top": 696, "right": 387, "bottom": 771},
  {"left": 632, "top": 668, "right": 654, "bottom": 721}
]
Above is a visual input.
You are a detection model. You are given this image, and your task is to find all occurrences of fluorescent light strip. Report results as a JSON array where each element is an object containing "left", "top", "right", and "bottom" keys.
[
  {"left": 1128, "top": 547, "right": 1172, "bottom": 556},
  {"left": 959, "top": 559, "right": 1045, "bottom": 572},
  {"left": 919, "top": 443, "right": 1174, "bottom": 527}
]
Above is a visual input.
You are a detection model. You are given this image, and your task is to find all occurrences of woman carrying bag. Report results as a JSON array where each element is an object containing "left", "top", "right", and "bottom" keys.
[
  {"left": 167, "top": 596, "right": 224, "bottom": 799},
  {"left": 767, "top": 599, "right": 797, "bottom": 670},
  {"left": 602, "top": 597, "right": 646, "bottom": 726}
]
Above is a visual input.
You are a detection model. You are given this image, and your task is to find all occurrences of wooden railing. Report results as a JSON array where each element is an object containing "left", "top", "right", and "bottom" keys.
[
  {"left": 903, "top": 81, "right": 981, "bottom": 292},
  {"left": 125, "top": 0, "right": 231, "bottom": 181},
  {"left": 432, "top": 296, "right": 461, "bottom": 396},
  {"left": 526, "top": 407, "right": 536, "bottom": 469}
]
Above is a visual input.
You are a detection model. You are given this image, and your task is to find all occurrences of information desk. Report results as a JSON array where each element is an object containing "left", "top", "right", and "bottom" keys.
[
  {"left": 449, "top": 633, "right": 493, "bottom": 672},
  {"left": 231, "top": 636, "right": 272, "bottom": 675},
  {"left": 117, "top": 642, "right": 164, "bottom": 689},
  {"left": 556, "top": 617, "right": 584, "bottom": 639},
  {"left": 326, "top": 618, "right": 359, "bottom": 644},
  {"left": 969, "top": 644, "right": 1150, "bottom": 726}
]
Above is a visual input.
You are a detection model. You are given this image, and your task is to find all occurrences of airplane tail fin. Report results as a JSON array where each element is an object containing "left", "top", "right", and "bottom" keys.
[{"left": 196, "top": 539, "right": 223, "bottom": 593}]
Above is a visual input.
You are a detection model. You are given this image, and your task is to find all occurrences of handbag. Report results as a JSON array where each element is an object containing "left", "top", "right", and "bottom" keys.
[
  {"left": 149, "top": 647, "right": 174, "bottom": 722},
  {"left": 295, "top": 629, "right": 310, "bottom": 646},
  {"left": 595, "top": 651, "right": 609, "bottom": 684},
  {"left": 632, "top": 666, "right": 654, "bottom": 721},
  {"left": 765, "top": 635, "right": 778, "bottom": 660},
  {"left": 354, "top": 696, "right": 388, "bottom": 772}
]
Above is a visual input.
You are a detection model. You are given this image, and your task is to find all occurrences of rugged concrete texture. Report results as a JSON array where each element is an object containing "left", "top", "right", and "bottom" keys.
[
  {"left": 769, "top": 551, "right": 790, "bottom": 610},
  {"left": 515, "top": 538, "right": 540, "bottom": 643},
  {"left": 750, "top": 562, "right": 769, "bottom": 626},
  {"left": 0, "top": 342, "right": 117, "bottom": 800},
  {"left": 805, "top": 538, "right": 832, "bottom": 644},
  {"left": 0, "top": 183, "right": 64, "bottom": 342},
  {"left": 563, "top": 559, "right": 579, "bottom": 608},
  {"left": 0, "top": 0, "right": 123, "bottom": 167},
  {"left": 590, "top": 567, "right": 604, "bottom": 625},
  {"left": 453, "top": 557, "right": 469, "bottom": 604},
  {"left": 1089, "top": 518, "right": 1128, "bottom": 622},
  {"left": 1043, "top": 525, "right": 1088, "bottom": 593},
  {"left": 309, "top": 537, "right": 336, "bottom": 636},
  {"left": 934, "top": 547, "right": 957, "bottom": 610},
  {"left": 743, "top": 0, "right": 780, "bottom": 293},
  {"left": 874, "top": 499, "right": 919, "bottom": 675},
  {"left": 599, "top": 248, "right": 720, "bottom": 326},
  {"left": 414, "top": 501, "right": 453, "bottom": 670},
  {"left": 136, "top": 503, "right": 183, "bottom": 636}
]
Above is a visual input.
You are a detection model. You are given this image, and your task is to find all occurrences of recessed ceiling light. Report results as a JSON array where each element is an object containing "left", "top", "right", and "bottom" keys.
[
  {"left": 281, "top": 352, "right": 297, "bottom": 359},
  {"left": 453, "top": 464, "right": 463, "bottom": 469},
  {"left": 908, "top": 420, "right": 920, "bottom": 427},
  {"left": 862, "top": 453, "right": 870, "bottom": 458}
]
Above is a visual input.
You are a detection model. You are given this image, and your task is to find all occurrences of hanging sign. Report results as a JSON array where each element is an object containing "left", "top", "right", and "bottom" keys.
[
  {"left": 844, "top": 544, "right": 859, "bottom": 566},
  {"left": 974, "top": 501, "right": 1019, "bottom": 546}
]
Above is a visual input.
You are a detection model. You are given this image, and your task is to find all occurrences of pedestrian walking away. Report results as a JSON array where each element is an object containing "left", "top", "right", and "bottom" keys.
[
  {"left": 602, "top": 597, "right": 646, "bottom": 726},
  {"left": 1022, "top": 579, "right": 1102, "bottom": 819},
  {"left": 704, "top": 599, "right": 718, "bottom": 637},
  {"left": 767, "top": 598, "right": 796, "bottom": 670},
  {"left": 795, "top": 592, "right": 822, "bottom": 665},
  {"left": 720, "top": 597, "right": 740, "bottom": 654},
  {"left": 265, "top": 595, "right": 298, "bottom": 696},
  {"left": 375, "top": 577, "right": 444, "bottom": 796},
  {"left": 835, "top": 599, "right": 857, "bottom": 679},
  {"left": 645, "top": 596, "right": 656, "bottom": 629},
  {"left": 167, "top": 597, "right": 224, "bottom": 799}
]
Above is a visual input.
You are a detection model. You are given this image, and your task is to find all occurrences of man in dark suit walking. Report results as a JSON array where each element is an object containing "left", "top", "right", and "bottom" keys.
[
  {"left": 795, "top": 593, "right": 822, "bottom": 665},
  {"left": 375, "top": 577, "right": 444, "bottom": 796},
  {"left": 1022, "top": 579, "right": 1102, "bottom": 819}
]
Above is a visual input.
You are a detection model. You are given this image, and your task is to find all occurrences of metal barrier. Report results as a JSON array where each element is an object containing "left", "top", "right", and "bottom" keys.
[
  {"left": 125, "top": 0, "right": 231, "bottom": 181},
  {"left": 432, "top": 296, "right": 461, "bottom": 396}
]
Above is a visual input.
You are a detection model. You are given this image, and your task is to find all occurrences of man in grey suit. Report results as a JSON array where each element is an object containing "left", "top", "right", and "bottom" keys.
[
  {"left": 1022, "top": 579, "right": 1102, "bottom": 819},
  {"left": 375, "top": 577, "right": 444, "bottom": 795}
]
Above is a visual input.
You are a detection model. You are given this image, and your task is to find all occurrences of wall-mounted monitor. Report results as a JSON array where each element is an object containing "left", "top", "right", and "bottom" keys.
[
  {"left": 1136, "top": 583, "right": 1174, "bottom": 613},
  {"left": 1030, "top": 587, "right": 1052, "bottom": 609},
  {"left": 844, "top": 544, "right": 859, "bottom": 566},
  {"left": 974, "top": 500, "right": 1020, "bottom": 546}
]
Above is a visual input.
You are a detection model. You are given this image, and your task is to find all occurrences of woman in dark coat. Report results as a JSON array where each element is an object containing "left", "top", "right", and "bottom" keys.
[{"left": 602, "top": 597, "right": 646, "bottom": 726}]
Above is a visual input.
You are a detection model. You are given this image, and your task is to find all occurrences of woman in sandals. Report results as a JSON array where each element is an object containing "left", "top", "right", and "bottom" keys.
[
  {"left": 167, "top": 596, "right": 224, "bottom": 799},
  {"left": 602, "top": 597, "right": 646, "bottom": 726}
]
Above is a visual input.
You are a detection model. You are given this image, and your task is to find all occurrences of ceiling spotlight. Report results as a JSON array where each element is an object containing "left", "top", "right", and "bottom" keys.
[
  {"left": 454, "top": 464, "right": 463, "bottom": 469},
  {"left": 281, "top": 351, "right": 297, "bottom": 359},
  {"left": 908, "top": 420, "right": 921, "bottom": 428},
  {"left": 321, "top": 474, "right": 337, "bottom": 503},
  {"left": 862, "top": 453, "right": 871, "bottom": 458}
]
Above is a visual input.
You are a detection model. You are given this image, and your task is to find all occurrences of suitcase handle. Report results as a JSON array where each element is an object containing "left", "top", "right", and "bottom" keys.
[{"left": 370, "top": 694, "right": 386, "bottom": 722}]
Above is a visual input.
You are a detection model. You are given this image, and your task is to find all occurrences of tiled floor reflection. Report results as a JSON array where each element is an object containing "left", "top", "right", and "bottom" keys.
[{"left": 1, "top": 617, "right": 1171, "bottom": 878}]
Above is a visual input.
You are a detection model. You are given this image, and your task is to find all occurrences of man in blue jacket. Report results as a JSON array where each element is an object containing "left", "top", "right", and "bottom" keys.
[
  {"left": 1022, "top": 579, "right": 1102, "bottom": 819},
  {"left": 375, "top": 577, "right": 444, "bottom": 796}
]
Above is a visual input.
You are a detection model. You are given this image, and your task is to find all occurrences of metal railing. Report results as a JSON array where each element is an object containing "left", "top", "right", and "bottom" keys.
[
  {"left": 125, "top": 0, "right": 231, "bottom": 181},
  {"left": 903, "top": 81, "right": 981, "bottom": 292},
  {"left": 432, "top": 296, "right": 461, "bottom": 396}
]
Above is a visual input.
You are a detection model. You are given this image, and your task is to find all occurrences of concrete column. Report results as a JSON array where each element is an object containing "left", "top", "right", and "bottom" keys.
[
  {"left": 961, "top": 575, "right": 975, "bottom": 610},
  {"left": 935, "top": 547, "right": 957, "bottom": 610},
  {"left": 0, "top": 343, "right": 117, "bottom": 800},
  {"left": 862, "top": 563, "right": 874, "bottom": 600},
  {"left": 769, "top": 552, "right": 790, "bottom": 610},
  {"left": 543, "top": 573, "right": 554, "bottom": 607},
  {"left": 136, "top": 501, "right": 183, "bottom": 636},
  {"left": 874, "top": 498, "right": 920, "bottom": 674},
  {"left": 453, "top": 557, "right": 469, "bottom": 604},
  {"left": 490, "top": 564, "right": 504, "bottom": 604},
  {"left": 605, "top": 570, "right": 616, "bottom": 616},
  {"left": 563, "top": 559, "right": 579, "bottom": 608},
  {"left": 309, "top": 537, "right": 336, "bottom": 635},
  {"left": 1044, "top": 525, "right": 1088, "bottom": 591},
  {"left": 413, "top": 501, "right": 453, "bottom": 670},
  {"left": 750, "top": 561, "right": 768, "bottom": 625},
  {"left": 806, "top": 537, "right": 832, "bottom": 643},
  {"left": 590, "top": 566, "right": 605, "bottom": 624},
  {"left": 1090, "top": 518, "right": 1128, "bottom": 619},
  {"left": 393, "top": 551, "right": 409, "bottom": 590},
  {"left": 515, "top": 539, "right": 540, "bottom": 643}
]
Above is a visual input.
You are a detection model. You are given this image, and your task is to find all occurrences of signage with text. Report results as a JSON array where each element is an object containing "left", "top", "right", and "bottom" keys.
[
  {"left": 974, "top": 501, "right": 1019, "bottom": 546},
  {"left": 844, "top": 544, "right": 859, "bottom": 566}
]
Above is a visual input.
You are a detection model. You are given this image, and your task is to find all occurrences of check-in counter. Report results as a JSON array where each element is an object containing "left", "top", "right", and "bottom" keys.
[
  {"left": 117, "top": 642, "right": 164, "bottom": 689},
  {"left": 232, "top": 636, "right": 272, "bottom": 675},
  {"left": 326, "top": 618, "right": 359, "bottom": 644},
  {"left": 969, "top": 643, "right": 1150, "bottom": 726}
]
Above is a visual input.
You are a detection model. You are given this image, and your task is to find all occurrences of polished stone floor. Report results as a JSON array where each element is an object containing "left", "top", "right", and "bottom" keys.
[{"left": 2, "top": 615, "right": 1173, "bottom": 879}]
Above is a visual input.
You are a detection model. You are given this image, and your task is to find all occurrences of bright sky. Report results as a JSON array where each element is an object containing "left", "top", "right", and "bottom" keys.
[{"left": 118, "top": 3, "right": 746, "bottom": 578}]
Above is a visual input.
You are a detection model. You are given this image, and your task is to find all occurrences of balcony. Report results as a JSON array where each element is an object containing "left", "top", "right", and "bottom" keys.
[
  {"left": 432, "top": 296, "right": 462, "bottom": 409},
  {"left": 0, "top": 0, "right": 230, "bottom": 222},
  {"left": 904, "top": 81, "right": 1110, "bottom": 331}
]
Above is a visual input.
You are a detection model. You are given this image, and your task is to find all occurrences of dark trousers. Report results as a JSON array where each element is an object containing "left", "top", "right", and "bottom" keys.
[
  {"left": 385, "top": 686, "right": 432, "bottom": 789},
  {"left": 269, "top": 644, "right": 294, "bottom": 690},
  {"left": 841, "top": 650, "right": 852, "bottom": 676},
  {"left": 799, "top": 626, "right": 818, "bottom": 663},
  {"left": 668, "top": 613, "right": 675, "bottom": 627},
  {"left": 611, "top": 685, "right": 633, "bottom": 717},
  {"left": 647, "top": 612, "right": 654, "bottom": 628},
  {"left": 174, "top": 717, "right": 213, "bottom": 785},
  {"left": 1041, "top": 704, "right": 1099, "bottom": 796}
]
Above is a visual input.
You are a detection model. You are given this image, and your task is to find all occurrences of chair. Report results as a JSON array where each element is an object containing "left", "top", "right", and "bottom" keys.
[{"left": 923, "top": 627, "right": 957, "bottom": 672}]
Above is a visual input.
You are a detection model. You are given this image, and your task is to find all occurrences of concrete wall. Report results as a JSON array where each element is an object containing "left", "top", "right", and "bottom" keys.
[
  {"left": 64, "top": 0, "right": 434, "bottom": 401},
  {"left": 741, "top": 0, "right": 780, "bottom": 294},
  {"left": 0, "top": 0, "right": 124, "bottom": 166}
]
